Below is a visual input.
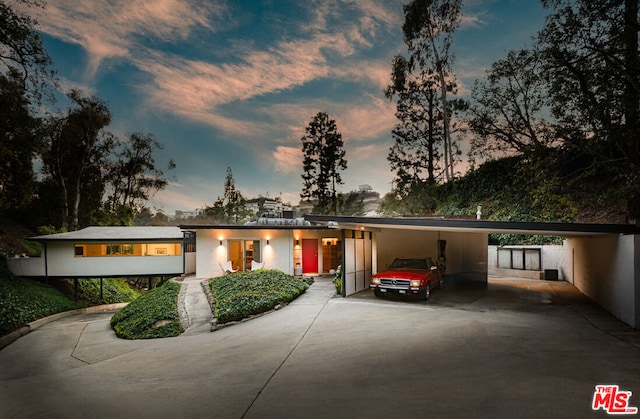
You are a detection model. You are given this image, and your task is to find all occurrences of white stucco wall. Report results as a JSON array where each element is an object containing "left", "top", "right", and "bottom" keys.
[
  {"left": 567, "top": 235, "right": 639, "bottom": 328},
  {"left": 6, "top": 255, "right": 46, "bottom": 277},
  {"left": 195, "top": 229, "right": 295, "bottom": 278},
  {"left": 488, "top": 244, "right": 572, "bottom": 281},
  {"left": 194, "top": 228, "right": 347, "bottom": 279},
  {"left": 61, "top": 242, "right": 181, "bottom": 277},
  {"left": 375, "top": 229, "right": 488, "bottom": 284},
  {"left": 185, "top": 252, "right": 196, "bottom": 274},
  {"left": 14, "top": 241, "right": 184, "bottom": 277}
]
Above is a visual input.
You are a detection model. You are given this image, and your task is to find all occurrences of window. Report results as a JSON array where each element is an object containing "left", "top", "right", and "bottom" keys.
[
  {"left": 228, "top": 240, "right": 262, "bottom": 271},
  {"left": 74, "top": 243, "right": 181, "bottom": 257}
]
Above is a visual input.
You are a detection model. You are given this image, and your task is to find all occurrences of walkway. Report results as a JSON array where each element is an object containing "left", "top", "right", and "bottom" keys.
[{"left": 178, "top": 276, "right": 214, "bottom": 335}]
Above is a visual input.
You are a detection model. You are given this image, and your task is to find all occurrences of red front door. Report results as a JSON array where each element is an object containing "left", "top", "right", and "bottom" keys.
[{"left": 302, "top": 239, "right": 318, "bottom": 274}]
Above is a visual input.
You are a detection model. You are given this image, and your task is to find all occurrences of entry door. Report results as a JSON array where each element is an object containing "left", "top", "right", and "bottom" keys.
[{"left": 302, "top": 239, "right": 318, "bottom": 274}]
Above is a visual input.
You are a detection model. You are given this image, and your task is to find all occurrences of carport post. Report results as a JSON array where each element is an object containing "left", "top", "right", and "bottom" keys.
[
  {"left": 74, "top": 278, "right": 78, "bottom": 302},
  {"left": 100, "top": 278, "right": 103, "bottom": 300}
]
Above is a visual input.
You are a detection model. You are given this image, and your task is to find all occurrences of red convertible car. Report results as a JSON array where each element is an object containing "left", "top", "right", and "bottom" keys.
[{"left": 370, "top": 257, "right": 444, "bottom": 300}]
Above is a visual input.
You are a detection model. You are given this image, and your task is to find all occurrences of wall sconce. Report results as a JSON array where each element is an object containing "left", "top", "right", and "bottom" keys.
[
  {"left": 266, "top": 239, "right": 270, "bottom": 245},
  {"left": 219, "top": 240, "right": 223, "bottom": 246},
  {"left": 295, "top": 239, "right": 299, "bottom": 246}
]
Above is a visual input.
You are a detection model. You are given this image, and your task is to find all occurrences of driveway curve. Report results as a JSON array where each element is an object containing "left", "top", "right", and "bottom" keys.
[{"left": 1, "top": 276, "right": 639, "bottom": 419}]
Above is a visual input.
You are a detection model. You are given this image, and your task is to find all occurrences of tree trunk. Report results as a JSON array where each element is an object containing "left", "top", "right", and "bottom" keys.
[{"left": 430, "top": 36, "right": 453, "bottom": 181}]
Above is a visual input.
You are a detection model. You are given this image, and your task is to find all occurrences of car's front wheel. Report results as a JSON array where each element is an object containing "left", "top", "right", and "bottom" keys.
[
  {"left": 374, "top": 289, "right": 383, "bottom": 298},
  {"left": 422, "top": 283, "right": 430, "bottom": 301}
]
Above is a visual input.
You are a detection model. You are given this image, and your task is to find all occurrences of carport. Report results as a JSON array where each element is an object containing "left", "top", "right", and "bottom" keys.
[{"left": 306, "top": 215, "right": 640, "bottom": 328}]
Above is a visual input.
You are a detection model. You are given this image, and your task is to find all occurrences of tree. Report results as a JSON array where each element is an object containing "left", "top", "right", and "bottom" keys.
[
  {"left": 386, "top": 55, "right": 443, "bottom": 189},
  {"left": 105, "top": 132, "right": 176, "bottom": 217},
  {"left": 300, "top": 112, "right": 347, "bottom": 214},
  {"left": 537, "top": 0, "right": 640, "bottom": 218},
  {"left": 0, "top": 0, "right": 55, "bottom": 102},
  {"left": 0, "top": 71, "right": 42, "bottom": 212},
  {"left": 222, "top": 167, "right": 246, "bottom": 223},
  {"left": 395, "top": 0, "right": 463, "bottom": 182},
  {"left": 467, "top": 49, "right": 558, "bottom": 157},
  {"left": 0, "top": 1, "right": 53, "bottom": 216},
  {"left": 42, "top": 90, "right": 113, "bottom": 230}
]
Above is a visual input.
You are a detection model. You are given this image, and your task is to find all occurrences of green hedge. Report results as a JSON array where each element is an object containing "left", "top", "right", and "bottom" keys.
[
  {"left": 110, "top": 280, "right": 182, "bottom": 339},
  {"left": 0, "top": 259, "right": 79, "bottom": 336},
  {"left": 210, "top": 269, "right": 308, "bottom": 324}
]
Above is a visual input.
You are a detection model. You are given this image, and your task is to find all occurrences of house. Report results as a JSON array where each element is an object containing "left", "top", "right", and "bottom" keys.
[
  {"left": 7, "top": 226, "right": 195, "bottom": 279},
  {"left": 6, "top": 216, "right": 640, "bottom": 328}
]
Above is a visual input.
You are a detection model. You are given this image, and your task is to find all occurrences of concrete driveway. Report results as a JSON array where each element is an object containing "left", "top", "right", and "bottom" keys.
[{"left": 1, "top": 276, "right": 639, "bottom": 419}]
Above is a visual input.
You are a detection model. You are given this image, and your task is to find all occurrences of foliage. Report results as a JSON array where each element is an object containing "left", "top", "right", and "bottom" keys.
[
  {"left": 333, "top": 265, "right": 343, "bottom": 295},
  {"left": 110, "top": 280, "right": 182, "bottom": 339},
  {"left": 40, "top": 90, "right": 113, "bottom": 230},
  {"left": 0, "top": 71, "right": 43, "bottom": 212},
  {"left": 467, "top": 49, "right": 557, "bottom": 157},
  {"left": 105, "top": 132, "right": 176, "bottom": 216},
  {"left": 300, "top": 112, "right": 347, "bottom": 215},
  {"left": 0, "top": 0, "right": 55, "bottom": 102},
  {"left": 387, "top": 0, "right": 463, "bottom": 183},
  {"left": 61, "top": 278, "right": 140, "bottom": 305},
  {"left": 209, "top": 269, "right": 308, "bottom": 324},
  {"left": 201, "top": 167, "right": 249, "bottom": 224},
  {"left": 0, "top": 258, "right": 78, "bottom": 336},
  {"left": 535, "top": 0, "right": 640, "bottom": 218}
]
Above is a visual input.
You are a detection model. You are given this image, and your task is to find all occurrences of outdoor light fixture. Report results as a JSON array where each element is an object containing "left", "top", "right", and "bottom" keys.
[
  {"left": 219, "top": 240, "right": 223, "bottom": 246},
  {"left": 296, "top": 239, "right": 299, "bottom": 246},
  {"left": 266, "top": 239, "right": 270, "bottom": 245}
]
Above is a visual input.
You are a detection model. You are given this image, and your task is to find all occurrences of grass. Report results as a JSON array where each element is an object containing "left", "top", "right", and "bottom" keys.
[
  {"left": 209, "top": 269, "right": 308, "bottom": 324},
  {"left": 0, "top": 259, "right": 79, "bottom": 336},
  {"left": 110, "top": 280, "right": 182, "bottom": 339}
]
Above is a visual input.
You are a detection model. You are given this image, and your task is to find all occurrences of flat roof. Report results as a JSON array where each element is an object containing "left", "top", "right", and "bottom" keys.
[
  {"left": 30, "top": 226, "right": 185, "bottom": 241},
  {"left": 304, "top": 215, "right": 640, "bottom": 237},
  {"left": 179, "top": 224, "right": 329, "bottom": 230}
]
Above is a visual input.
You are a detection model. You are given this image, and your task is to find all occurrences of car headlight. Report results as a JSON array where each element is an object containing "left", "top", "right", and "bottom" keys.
[
  {"left": 410, "top": 280, "right": 421, "bottom": 287},
  {"left": 371, "top": 278, "right": 381, "bottom": 285}
]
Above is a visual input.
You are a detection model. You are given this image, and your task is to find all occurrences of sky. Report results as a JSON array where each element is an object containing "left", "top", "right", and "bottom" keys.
[{"left": 22, "top": 0, "right": 549, "bottom": 214}]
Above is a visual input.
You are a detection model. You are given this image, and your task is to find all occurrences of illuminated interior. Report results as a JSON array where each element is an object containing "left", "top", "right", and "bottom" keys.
[
  {"left": 322, "top": 237, "right": 341, "bottom": 273},
  {"left": 74, "top": 243, "right": 182, "bottom": 257},
  {"left": 228, "top": 239, "right": 261, "bottom": 271}
]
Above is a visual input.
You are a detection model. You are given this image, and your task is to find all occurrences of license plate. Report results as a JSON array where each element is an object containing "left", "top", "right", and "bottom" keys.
[
  {"left": 380, "top": 288, "right": 387, "bottom": 293},
  {"left": 399, "top": 290, "right": 406, "bottom": 294}
]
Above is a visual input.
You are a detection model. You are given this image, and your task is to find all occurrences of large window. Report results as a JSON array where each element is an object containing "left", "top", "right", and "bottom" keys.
[
  {"left": 322, "top": 238, "right": 342, "bottom": 273},
  {"left": 228, "top": 240, "right": 261, "bottom": 272},
  {"left": 74, "top": 243, "right": 182, "bottom": 257}
]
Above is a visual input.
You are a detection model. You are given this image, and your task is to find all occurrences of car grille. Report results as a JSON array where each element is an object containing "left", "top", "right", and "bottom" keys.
[{"left": 380, "top": 278, "right": 411, "bottom": 287}]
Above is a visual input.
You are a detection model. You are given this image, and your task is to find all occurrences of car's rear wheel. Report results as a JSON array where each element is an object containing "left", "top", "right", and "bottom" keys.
[{"left": 422, "top": 283, "right": 430, "bottom": 301}]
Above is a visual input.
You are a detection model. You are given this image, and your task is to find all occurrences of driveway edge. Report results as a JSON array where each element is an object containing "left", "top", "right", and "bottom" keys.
[{"left": 0, "top": 303, "right": 128, "bottom": 351}]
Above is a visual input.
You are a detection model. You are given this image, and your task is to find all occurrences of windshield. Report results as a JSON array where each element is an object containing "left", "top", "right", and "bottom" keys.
[{"left": 389, "top": 258, "right": 429, "bottom": 270}]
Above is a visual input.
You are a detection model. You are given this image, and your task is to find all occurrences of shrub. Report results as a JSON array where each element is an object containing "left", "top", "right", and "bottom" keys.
[
  {"left": 209, "top": 269, "right": 308, "bottom": 324},
  {"left": 0, "top": 258, "right": 78, "bottom": 336},
  {"left": 61, "top": 278, "right": 141, "bottom": 305},
  {"left": 110, "top": 280, "right": 182, "bottom": 339}
]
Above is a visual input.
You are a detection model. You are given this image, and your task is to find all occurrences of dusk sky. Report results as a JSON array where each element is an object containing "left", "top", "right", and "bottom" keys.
[{"left": 24, "top": 0, "right": 548, "bottom": 214}]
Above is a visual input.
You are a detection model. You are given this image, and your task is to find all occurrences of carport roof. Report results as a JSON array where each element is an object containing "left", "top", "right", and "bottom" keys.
[{"left": 304, "top": 215, "right": 640, "bottom": 237}]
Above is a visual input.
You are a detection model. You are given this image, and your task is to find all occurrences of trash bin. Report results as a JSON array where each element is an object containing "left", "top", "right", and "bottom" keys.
[{"left": 544, "top": 269, "right": 559, "bottom": 281}]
